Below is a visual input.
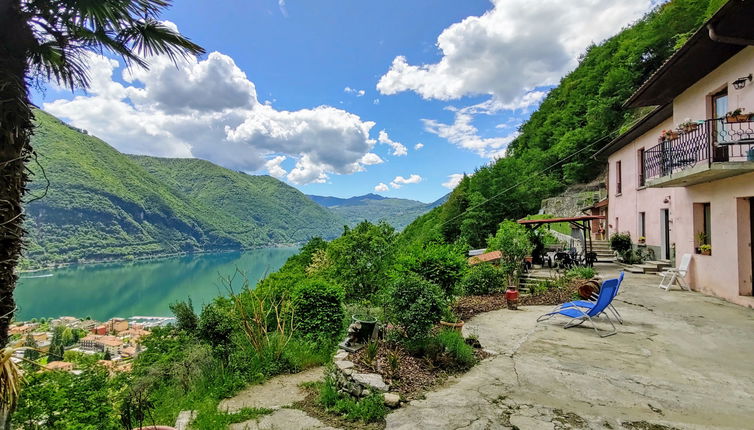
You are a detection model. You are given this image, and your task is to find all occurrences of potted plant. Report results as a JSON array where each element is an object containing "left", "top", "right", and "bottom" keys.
[
  {"left": 726, "top": 108, "right": 749, "bottom": 123},
  {"left": 678, "top": 119, "right": 699, "bottom": 133},
  {"left": 637, "top": 236, "right": 646, "bottom": 245},
  {"left": 696, "top": 231, "right": 708, "bottom": 254},
  {"left": 699, "top": 244, "right": 712, "bottom": 256}
]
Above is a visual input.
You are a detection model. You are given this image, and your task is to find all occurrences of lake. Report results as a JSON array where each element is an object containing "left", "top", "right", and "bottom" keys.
[{"left": 15, "top": 247, "right": 299, "bottom": 321}]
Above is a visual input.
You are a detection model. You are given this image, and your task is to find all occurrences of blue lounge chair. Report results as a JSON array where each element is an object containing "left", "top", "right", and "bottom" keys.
[
  {"left": 557, "top": 271, "right": 624, "bottom": 324},
  {"left": 536, "top": 276, "right": 620, "bottom": 337}
]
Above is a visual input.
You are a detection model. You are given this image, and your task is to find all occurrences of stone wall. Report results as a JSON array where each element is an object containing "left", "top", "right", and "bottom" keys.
[{"left": 331, "top": 349, "right": 400, "bottom": 407}]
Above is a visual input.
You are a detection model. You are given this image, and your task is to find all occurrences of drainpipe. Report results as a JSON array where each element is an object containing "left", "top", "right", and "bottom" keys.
[{"left": 707, "top": 24, "right": 754, "bottom": 46}]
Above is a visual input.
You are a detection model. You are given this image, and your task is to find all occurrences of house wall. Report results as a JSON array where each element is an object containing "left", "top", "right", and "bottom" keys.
[
  {"left": 607, "top": 117, "right": 675, "bottom": 257},
  {"left": 674, "top": 47, "right": 754, "bottom": 123},
  {"left": 671, "top": 172, "right": 754, "bottom": 307}
]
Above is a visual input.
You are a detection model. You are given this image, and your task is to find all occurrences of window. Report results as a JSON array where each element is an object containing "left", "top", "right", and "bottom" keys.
[
  {"left": 693, "top": 203, "right": 712, "bottom": 254},
  {"left": 637, "top": 148, "right": 645, "bottom": 187},
  {"left": 616, "top": 161, "right": 622, "bottom": 195},
  {"left": 638, "top": 212, "right": 646, "bottom": 238}
]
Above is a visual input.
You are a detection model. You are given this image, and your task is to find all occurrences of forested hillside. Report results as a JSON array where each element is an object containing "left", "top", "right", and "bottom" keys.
[
  {"left": 23, "top": 111, "right": 342, "bottom": 268},
  {"left": 401, "top": 0, "right": 725, "bottom": 249},
  {"left": 308, "top": 193, "right": 441, "bottom": 231}
]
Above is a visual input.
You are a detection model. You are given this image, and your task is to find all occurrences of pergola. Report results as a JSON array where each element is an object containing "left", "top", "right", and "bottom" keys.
[{"left": 517, "top": 215, "right": 606, "bottom": 256}]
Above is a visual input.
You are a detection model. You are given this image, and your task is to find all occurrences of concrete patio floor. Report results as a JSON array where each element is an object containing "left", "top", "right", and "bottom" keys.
[{"left": 387, "top": 265, "right": 754, "bottom": 430}]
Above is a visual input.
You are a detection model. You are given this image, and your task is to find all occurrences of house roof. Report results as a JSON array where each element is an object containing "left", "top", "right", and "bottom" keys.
[
  {"left": 594, "top": 104, "right": 672, "bottom": 158},
  {"left": 468, "top": 251, "right": 502, "bottom": 265},
  {"left": 45, "top": 361, "right": 73, "bottom": 370},
  {"left": 625, "top": 0, "right": 754, "bottom": 108}
]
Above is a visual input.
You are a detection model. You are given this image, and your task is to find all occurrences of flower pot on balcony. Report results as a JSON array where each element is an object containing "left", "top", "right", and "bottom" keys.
[
  {"left": 726, "top": 114, "right": 750, "bottom": 123},
  {"left": 682, "top": 123, "right": 699, "bottom": 133}
]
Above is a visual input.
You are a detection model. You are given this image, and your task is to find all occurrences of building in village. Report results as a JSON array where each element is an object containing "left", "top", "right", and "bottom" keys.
[{"left": 596, "top": 0, "right": 754, "bottom": 306}]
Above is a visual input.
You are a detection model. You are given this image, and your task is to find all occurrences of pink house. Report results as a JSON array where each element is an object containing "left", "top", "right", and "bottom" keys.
[{"left": 596, "top": 0, "right": 754, "bottom": 307}]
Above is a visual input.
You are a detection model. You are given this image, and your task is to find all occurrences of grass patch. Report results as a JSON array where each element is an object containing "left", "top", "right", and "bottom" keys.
[
  {"left": 318, "top": 376, "right": 387, "bottom": 423},
  {"left": 192, "top": 403, "right": 273, "bottom": 429}
]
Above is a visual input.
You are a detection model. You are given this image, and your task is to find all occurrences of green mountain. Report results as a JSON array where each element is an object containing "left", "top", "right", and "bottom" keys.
[
  {"left": 307, "top": 193, "right": 441, "bottom": 231},
  {"left": 401, "top": 0, "right": 721, "bottom": 248},
  {"left": 22, "top": 110, "right": 342, "bottom": 269}
]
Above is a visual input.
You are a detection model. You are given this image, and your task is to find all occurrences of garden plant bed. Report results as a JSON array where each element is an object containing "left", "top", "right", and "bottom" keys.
[
  {"left": 293, "top": 387, "right": 386, "bottom": 430},
  {"left": 452, "top": 281, "right": 583, "bottom": 320},
  {"left": 349, "top": 339, "right": 490, "bottom": 400}
]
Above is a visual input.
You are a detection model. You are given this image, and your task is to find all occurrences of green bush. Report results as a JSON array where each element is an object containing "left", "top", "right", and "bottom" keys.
[
  {"left": 609, "top": 232, "right": 632, "bottom": 253},
  {"left": 458, "top": 263, "right": 507, "bottom": 295},
  {"left": 395, "top": 242, "right": 467, "bottom": 297},
  {"left": 387, "top": 273, "right": 447, "bottom": 340},
  {"left": 292, "top": 279, "right": 345, "bottom": 341},
  {"left": 197, "top": 299, "right": 236, "bottom": 359},
  {"left": 565, "top": 267, "right": 597, "bottom": 280}
]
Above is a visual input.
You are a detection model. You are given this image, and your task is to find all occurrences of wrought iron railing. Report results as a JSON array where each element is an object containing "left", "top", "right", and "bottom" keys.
[{"left": 643, "top": 118, "right": 754, "bottom": 182}]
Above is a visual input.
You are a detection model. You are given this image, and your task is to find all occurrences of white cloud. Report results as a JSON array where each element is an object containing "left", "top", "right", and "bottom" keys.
[
  {"left": 264, "top": 155, "right": 287, "bottom": 178},
  {"left": 442, "top": 173, "right": 464, "bottom": 189},
  {"left": 45, "top": 51, "right": 381, "bottom": 185},
  {"left": 373, "top": 98, "right": 380, "bottom": 105},
  {"left": 389, "top": 174, "right": 422, "bottom": 189},
  {"left": 423, "top": 109, "right": 516, "bottom": 159},
  {"left": 414, "top": 143, "right": 424, "bottom": 150},
  {"left": 360, "top": 153, "right": 384, "bottom": 165},
  {"left": 377, "top": 0, "right": 652, "bottom": 103},
  {"left": 374, "top": 182, "right": 390, "bottom": 192},
  {"left": 278, "top": 0, "right": 288, "bottom": 17},
  {"left": 377, "top": 130, "right": 408, "bottom": 156},
  {"left": 344, "top": 87, "right": 366, "bottom": 97}
]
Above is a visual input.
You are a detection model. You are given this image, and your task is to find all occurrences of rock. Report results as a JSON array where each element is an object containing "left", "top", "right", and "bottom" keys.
[
  {"left": 334, "top": 351, "right": 349, "bottom": 361},
  {"left": 335, "top": 360, "right": 355, "bottom": 371},
  {"left": 342, "top": 368, "right": 353, "bottom": 376},
  {"left": 174, "top": 410, "right": 196, "bottom": 430},
  {"left": 383, "top": 392, "right": 401, "bottom": 408},
  {"left": 362, "top": 389, "right": 372, "bottom": 397},
  {"left": 353, "top": 373, "right": 389, "bottom": 392}
]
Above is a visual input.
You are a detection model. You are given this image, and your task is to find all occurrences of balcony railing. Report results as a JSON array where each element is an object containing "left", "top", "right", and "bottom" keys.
[{"left": 643, "top": 118, "right": 754, "bottom": 182}]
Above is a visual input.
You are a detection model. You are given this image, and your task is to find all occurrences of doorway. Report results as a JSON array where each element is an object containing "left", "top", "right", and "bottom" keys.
[
  {"left": 750, "top": 198, "right": 754, "bottom": 295},
  {"left": 712, "top": 89, "right": 730, "bottom": 160},
  {"left": 661, "top": 209, "right": 671, "bottom": 260}
]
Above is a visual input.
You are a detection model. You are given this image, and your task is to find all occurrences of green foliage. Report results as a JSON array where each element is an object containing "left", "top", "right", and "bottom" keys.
[
  {"left": 192, "top": 404, "right": 273, "bottom": 429},
  {"left": 487, "top": 220, "right": 534, "bottom": 282},
  {"left": 325, "top": 221, "right": 397, "bottom": 300},
  {"left": 292, "top": 279, "right": 345, "bottom": 341},
  {"left": 387, "top": 273, "right": 447, "bottom": 340},
  {"left": 458, "top": 263, "right": 507, "bottom": 295},
  {"left": 23, "top": 110, "right": 342, "bottom": 268},
  {"left": 565, "top": 267, "right": 597, "bottom": 280},
  {"left": 609, "top": 232, "right": 632, "bottom": 253},
  {"left": 14, "top": 368, "right": 119, "bottom": 430},
  {"left": 394, "top": 242, "right": 467, "bottom": 297},
  {"left": 435, "top": 330, "right": 476, "bottom": 369},
  {"left": 170, "top": 297, "right": 199, "bottom": 333},
  {"left": 318, "top": 376, "right": 387, "bottom": 423},
  {"left": 197, "top": 299, "right": 237, "bottom": 359}
]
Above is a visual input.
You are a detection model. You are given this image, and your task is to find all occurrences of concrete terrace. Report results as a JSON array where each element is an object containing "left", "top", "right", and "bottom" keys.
[{"left": 387, "top": 266, "right": 754, "bottom": 430}]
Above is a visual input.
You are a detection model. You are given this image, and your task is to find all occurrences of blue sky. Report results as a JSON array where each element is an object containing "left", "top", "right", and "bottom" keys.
[{"left": 33, "top": 0, "right": 657, "bottom": 203}]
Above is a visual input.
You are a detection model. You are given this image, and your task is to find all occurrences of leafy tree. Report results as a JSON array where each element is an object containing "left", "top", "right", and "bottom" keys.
[
  {"left": 170, "top": 298, "right": 199, "bottom": 333},
  {"left": 395, "top": 242, "right": 467, "bottom": 298},
  {"left": 197, "top": 299, "right": 236, "bottom": 360},
  {"left": 387, "top": 273, "right": 447, "bottom": 340},
  {"left": 487, "top": 220, "right": 534, "bottom": 284},
  {"left": 22, "top": 335, "right": 39, "bottom": 361},
  {"left": 103, "top": 350, "right": 112, "bottom": 361},
  {"left": 326, "top": 221, "right": 397, "bottom": 300},
  {"left": 291, "top": 279, "right": 345, "bottom": 341},
  {"left": 0, "top": 1, "right": 204, "bottom": 368}
]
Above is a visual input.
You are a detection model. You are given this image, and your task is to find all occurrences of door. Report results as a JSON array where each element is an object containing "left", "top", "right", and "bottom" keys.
[
  {"left": 750, "top": 198, "right": 754, "bottom": 295},
  {"left": 661, "top": 209, "right": 670, "bottom": 260},
  {"left": 712, "top": 90, "right": 729, "bottom": 160}
]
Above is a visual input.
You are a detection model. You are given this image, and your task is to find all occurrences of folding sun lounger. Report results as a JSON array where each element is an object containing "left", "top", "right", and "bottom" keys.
[
  {"left": 536, "top": 276, "right": 621, "bottom": 337},
  {"left": 556, "top": 271, "right": 625, "bottom": 324}
]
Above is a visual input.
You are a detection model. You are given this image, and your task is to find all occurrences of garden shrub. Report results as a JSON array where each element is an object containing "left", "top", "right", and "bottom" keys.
[
  {"left": 458, "top": 263, "right": 506, "bottom": 295},
  {"left": 388, "top": 273, "right": 446, "bottom": 340},
  {"left": 609, "top": 232, "right": 632, "bottom": 254},
  {"left": 197, "top": 299, "right": 237, "bottom": 359},
  {"left": 565, "top": 267, "right": 597, "bottom": 280},
  {"left": 487, "top": 220, "right": 534, "bottom": 282},
  {"left": 292, "top": 279, "right": 345, "bottom": 341},
  {"left": 395, "top": 242, "right": 467, "bottom": 297}
]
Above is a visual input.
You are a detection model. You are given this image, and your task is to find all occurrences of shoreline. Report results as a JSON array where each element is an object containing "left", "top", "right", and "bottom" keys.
[{"left": 18, "top": 243, "right": 302, "bottom": 274}]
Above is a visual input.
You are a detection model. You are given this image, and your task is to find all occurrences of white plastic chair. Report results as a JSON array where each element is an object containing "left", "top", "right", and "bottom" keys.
[{"left": 658, "top": 254, "right": 691, "bottom": 291}]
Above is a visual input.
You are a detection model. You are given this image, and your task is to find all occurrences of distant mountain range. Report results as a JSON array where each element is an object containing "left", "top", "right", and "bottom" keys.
[
  {"left": 23, "top": 111, "right": 342, "bottom": 268},
  {"left": 307, "top": 193, "right": 447, "bottom": 231}
]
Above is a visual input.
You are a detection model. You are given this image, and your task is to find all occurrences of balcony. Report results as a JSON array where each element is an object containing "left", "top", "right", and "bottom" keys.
[{"left": 643, "top": 118, "right": 754, "bottom": 187}]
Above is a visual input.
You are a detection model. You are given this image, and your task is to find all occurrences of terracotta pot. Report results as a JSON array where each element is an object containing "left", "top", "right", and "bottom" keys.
[
  {"left": 439, "top": 320, "right": 465, "bottom": 332},
  {"left": 701, "top": 249, "right": 711, "bottom": 256},
  {"left": 726, "top": 114, "right": 749, "bottom": 123}
]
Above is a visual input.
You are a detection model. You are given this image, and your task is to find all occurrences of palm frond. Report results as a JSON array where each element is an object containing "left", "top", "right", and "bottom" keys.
[
  {"left": 0, "top": 348, "right": 23, "bottom": 410},
  {"left": 117, "top": 18, "right": 205, "bottom": 63}
]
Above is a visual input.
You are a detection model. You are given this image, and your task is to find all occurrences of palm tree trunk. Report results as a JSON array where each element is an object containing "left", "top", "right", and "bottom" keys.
[{"left": 0, "top": 2, "right": 34, "bottom": 427}]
